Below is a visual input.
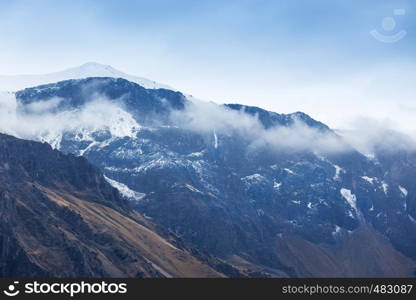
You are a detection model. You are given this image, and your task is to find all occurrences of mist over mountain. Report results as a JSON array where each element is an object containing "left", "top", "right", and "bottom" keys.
[{"left": 1, "top": 64, "right": 416, "bottom": 277}]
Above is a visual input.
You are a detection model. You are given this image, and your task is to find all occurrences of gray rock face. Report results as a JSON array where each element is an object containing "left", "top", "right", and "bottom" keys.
[
  {"left": 0, "top": 133, "right": 234, "bottom": 278},
  {"left": 13, "top": 77, "right": 416, "bottom": 277}
]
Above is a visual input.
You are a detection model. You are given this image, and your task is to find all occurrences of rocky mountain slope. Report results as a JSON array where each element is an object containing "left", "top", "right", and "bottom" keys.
[
  {"left": 0, "top": 133, "right": 238, "bottom": 277},
  {"left": 4, "top": 76, "right": 416, "bottom": 277}
]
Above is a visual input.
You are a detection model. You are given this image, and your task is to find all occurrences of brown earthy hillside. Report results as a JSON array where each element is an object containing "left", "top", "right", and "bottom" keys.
[{"left": 0, "top": 133, "right": 230, "bottom": 277}]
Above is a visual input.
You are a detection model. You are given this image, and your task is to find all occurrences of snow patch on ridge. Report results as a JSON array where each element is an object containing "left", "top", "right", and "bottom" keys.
[
  {"left": 361, "top": 176, "right": 376, "bottom": 184},
  {"left": 213, "top": 131, "right": 218, "bottom": 149},
  {"left": 382, "top": 181, "right": 389, "bottom": 195},
  {"left": 104, "top": 176, "right": 145, "bottom": 201},
  {"left": 340, "top": 188, "right": 358, "bottom": 216},
  {"left": 185, "top": 184, "right": 203, "bottom": 194},
  {"left": 399, "top": 186, "right": 408, "bottom": 197},
  {"left": 333, "top": 165, "right": 343, "bottom": 180},
  {"left": 241, "top": 174, "right": 266, "bottom": 185},
  {"left": 273, "top": 181, "right": 282, "bottom": 190},
  {"left": 284, "top": 168, "right": 295, "bottom": 175}
]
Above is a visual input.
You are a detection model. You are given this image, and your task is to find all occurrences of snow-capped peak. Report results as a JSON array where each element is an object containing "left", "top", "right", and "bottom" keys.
[{"left": 0, "top": 62, "right": 174, "bottom": 92}]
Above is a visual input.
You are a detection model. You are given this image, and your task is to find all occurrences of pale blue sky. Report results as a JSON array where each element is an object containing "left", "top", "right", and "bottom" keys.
[{"left": 0, "top": 0, "right": 415, "bottom": 130}]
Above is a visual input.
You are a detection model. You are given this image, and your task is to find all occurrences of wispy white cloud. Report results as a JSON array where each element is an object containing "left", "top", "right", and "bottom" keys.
[
  {"left": 171, "top": 101, "right": 348, "bottom": 154},
  {"left": 338, "top": 117, "right": 416, "bottom": 156},
  {"left": 1, "top": 91, "right": 415, "bottom": 157},
  {"left": 0, "top": 93, "right": 139, "bottom": 148}
]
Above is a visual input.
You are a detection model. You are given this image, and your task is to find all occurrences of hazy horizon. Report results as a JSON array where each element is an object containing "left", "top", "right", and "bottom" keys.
[{"left": 0, "top": 0, "right": 415, "bottom": 132}]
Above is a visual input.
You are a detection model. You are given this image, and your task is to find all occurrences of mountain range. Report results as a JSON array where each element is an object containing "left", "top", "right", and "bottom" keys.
[
  {"left": 1, "top": 63, "right": 416, "bottom": 277},
  {"left": 0, "top": 62, "right": 173, "bottom": 92},
  {"left": 0, "top": 132, "right": 248, "bottom": 277}
]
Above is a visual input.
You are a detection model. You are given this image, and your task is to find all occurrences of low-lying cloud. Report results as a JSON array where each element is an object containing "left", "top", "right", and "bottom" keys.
[
  {"left": 171, "top": 100, "right": 416, "bottom": 156},
  {"left": 1, "top": 92, "right": 415, "bottom": 157},
  {"left": 337, "top": 117, "right": 416, "bottom": 156},
  {"left": 171, "top": 100, "right": 348, "bottom": 154},
  {"left": 24, "top": 97, "right": 63, "bottom": 114},
  {"left": 0, "top": 93, "right": 139, "bottom": 148}
]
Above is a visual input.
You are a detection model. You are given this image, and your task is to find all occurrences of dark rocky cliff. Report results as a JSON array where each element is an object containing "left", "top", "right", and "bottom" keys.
[{"left": 0, "top": 133, "right": 232, "bottom": 277}]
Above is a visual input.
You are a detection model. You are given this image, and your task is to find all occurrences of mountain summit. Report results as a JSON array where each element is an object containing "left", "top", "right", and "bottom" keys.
[{"left": 0, "top": 62, "right": 173, "bottom": 91}]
